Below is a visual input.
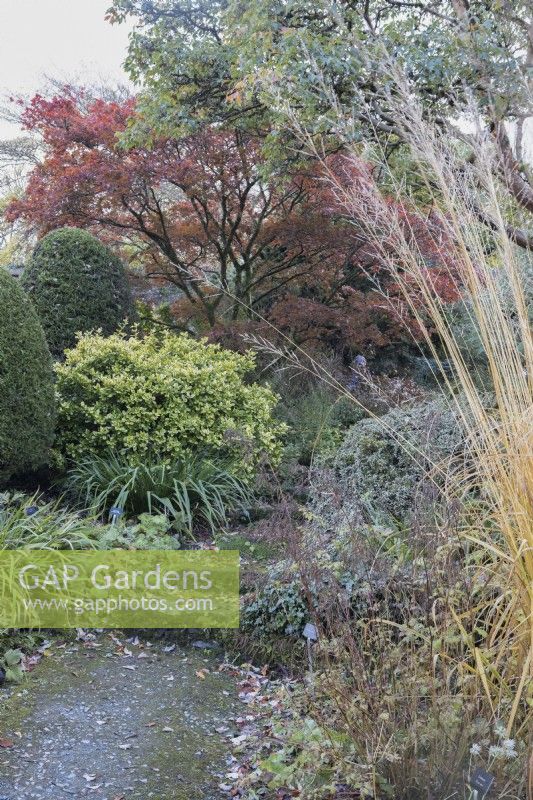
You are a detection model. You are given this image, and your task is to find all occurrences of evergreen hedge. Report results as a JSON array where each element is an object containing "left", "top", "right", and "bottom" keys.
[
  {"left": 23, "top": 228, "right": 132, "bottom": 356},
  {"left": 0, "top": 269, "right": 56, "bottom": 481}
]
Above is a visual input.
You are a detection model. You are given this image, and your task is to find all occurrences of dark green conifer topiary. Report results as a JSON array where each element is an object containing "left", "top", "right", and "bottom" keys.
[
  {"left": 0, "top": 269, "right": 56, "bottom": 481},
  {"left": 23, "top": 228, "right": 132, "bottom": 356}
]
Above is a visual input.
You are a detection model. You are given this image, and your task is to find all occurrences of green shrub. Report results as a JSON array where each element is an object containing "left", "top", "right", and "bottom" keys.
[
  {"left": 317, "top": 399, "right": 463, "bottom": 526},
  {"left": 23, "top": 228, "right": 132, "bottom": 356},
  {"left": 66, "top": 452, "right": 252, "bottom": 534},
  {"left": 278, "top": 386, "right": 366, "bottom": 467},
  {"left": 0, "top": 269, "right": 55, "bottom": 481},
  {"left": 241, "top": 570, "right": 308, "bottom": 637},
  {"left": 55, "top": 329, "right": 285, "bottom": 470},
  {"left": 240, "top": 543, "right": 415, "bottom": 643}
]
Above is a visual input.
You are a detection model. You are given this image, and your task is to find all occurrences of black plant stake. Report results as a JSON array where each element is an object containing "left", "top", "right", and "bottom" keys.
[{"left": 468, "top": 768, "right": 495, "bottom": 800}]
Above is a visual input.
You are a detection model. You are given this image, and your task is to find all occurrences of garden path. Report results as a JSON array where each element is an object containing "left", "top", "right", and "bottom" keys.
[{"left": 0, "top": 635, "right": 236, "bottom": 799}]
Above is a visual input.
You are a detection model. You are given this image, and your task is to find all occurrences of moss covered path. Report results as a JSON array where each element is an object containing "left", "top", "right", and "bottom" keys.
[{"left": 0, "top": 635, "right": 237, "bottom": 799}]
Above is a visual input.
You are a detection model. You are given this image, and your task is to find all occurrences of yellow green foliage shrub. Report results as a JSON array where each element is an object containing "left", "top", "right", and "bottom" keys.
[{"left": 55, "top": 330, "right": 284, "bottom": 471}]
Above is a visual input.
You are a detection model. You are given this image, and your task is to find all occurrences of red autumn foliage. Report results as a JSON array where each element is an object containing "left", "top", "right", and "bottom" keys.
[{"left": 7, "top": 87, "right": 462, "bottom": 355}]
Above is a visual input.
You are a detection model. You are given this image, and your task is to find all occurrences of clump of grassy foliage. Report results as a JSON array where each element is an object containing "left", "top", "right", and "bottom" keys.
[
  {"left": 66, "top": 452, "right": 252, "bottom": 535},
  {"left": 0, "top": 493, "right": 101, "bottom": 651},
  {"left": 239, "top": 84, "right": 532, "bottom": 799},
  {"left": 0, "top": 492, "right": 98, "bottom": 550},
  {"left": 326, "top": 104, "right": 533, "bottom": 743}
]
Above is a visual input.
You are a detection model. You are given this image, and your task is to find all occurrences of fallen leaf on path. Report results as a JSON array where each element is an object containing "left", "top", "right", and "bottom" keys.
[
  {"left": 0, "top": 738, "right": 14, "bottom": 748},
  {"left": 23, "top": 654, "right": 42, "bottom": 672}
]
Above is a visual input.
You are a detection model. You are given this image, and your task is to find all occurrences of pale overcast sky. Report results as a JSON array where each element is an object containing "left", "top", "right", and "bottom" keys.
[{"left": 0, "top": 0, "right": 133, "bottom": 138}]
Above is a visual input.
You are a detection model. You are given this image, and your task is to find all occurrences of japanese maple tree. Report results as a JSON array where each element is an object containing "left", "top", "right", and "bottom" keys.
[
  {"left": 7, "top": 88, "right": 341, "bottom": 328},
  {"left": 7, "top": 87, "right": 462, "bottom": 353}
]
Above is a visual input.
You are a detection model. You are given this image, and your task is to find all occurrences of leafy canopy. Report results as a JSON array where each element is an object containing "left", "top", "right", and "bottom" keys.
[
  {"left": 108, "top": 1, "right": 531, "bottom": 136},
  {"left": 108, "top": 0, "right": 533, "bottom": 246}
]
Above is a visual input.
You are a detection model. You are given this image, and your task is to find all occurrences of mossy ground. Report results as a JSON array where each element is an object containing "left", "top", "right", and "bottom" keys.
[{"left": 0, "top": 634, "right": 237, "bottom": 799}]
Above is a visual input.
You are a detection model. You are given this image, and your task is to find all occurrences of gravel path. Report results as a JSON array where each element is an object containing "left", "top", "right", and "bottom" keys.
[{"left": 0, "top": 634, "right": 237, "bottom": 799}]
